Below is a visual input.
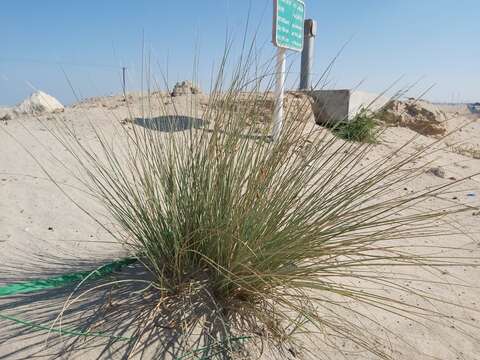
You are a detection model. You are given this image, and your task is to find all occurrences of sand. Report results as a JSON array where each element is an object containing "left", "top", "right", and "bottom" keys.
[{"left": 0, "top": 92, "right": 479, "bottom": 359}]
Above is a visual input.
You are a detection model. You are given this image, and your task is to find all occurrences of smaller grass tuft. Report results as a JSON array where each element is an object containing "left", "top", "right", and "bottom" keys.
[{"left": 331, "top": 110, "right": 378, "bottom": 143}]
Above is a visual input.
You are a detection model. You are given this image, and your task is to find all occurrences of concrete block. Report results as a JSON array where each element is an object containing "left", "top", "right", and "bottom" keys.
[{"left": 309, "top": 90, "right": 389, "bottom": 124}]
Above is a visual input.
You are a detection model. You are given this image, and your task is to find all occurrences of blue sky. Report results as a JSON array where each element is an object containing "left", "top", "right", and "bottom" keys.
[{"left": 1, "top": 0, "right": 478, "bottom": 105}]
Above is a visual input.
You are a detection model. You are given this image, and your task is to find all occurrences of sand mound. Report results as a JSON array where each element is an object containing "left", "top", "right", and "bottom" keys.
[
  {"left": 379, "top": 99, "right": 447, "bottom": 136},
  {"left": 14, "top": 91, "right": 64, "bottom": 115},
  {"left": 211, "top": 92, "right": 315, "bottom": 126}
]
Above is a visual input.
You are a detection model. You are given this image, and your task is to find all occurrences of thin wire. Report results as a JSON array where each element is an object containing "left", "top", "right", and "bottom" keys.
[{"left": 0, "top": 57, "right": 118, "bottom": 69}]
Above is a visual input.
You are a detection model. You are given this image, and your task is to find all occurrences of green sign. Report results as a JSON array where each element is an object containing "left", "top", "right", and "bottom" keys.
[{"left": 273, "top": 0, "right": 305, "bottom": 52}]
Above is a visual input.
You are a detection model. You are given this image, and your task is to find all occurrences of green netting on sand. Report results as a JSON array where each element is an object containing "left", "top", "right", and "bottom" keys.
[
  {"left": 0, "top": 258, "right": 137, "bottom": 298},
  {"left": 0, "top": 257, "right": 138, "bottom": 341}
]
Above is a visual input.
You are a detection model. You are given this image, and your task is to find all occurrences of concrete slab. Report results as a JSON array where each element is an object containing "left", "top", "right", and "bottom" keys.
[{"left": 309, "top": 90, "right": 389, "bottom": 124}]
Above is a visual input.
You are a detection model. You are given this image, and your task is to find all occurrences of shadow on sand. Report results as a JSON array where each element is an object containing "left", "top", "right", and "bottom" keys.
[
  {"left": 134, "top": 115, "right": 272, "bottom": 143},
  {"left": 134, "top": 116, "right": 206, "bottom": 132}
]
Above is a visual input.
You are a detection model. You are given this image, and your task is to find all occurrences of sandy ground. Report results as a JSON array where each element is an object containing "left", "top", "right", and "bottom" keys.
[{"left": 0, "top": 93, "right": 479, "bottom": 359}]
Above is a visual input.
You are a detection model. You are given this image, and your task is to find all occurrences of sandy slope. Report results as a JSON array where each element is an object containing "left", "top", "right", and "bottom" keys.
[{"left": 0, "top": 93, "right": 479, "bottom": 359}]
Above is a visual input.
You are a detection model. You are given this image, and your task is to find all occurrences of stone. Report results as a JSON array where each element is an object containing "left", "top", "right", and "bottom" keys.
[{"left": 427, "top": 167, "right": 446, "bottom": 179}]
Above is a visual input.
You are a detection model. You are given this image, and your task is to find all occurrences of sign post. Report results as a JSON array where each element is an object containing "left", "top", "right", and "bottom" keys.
[
  {"left": 272, "top": 47, "right": 286, "bottom": 142},
  {"left": 300, "top": 19, "right": 317, "bottom": 90},
  {"left": 272, "top": 0, "right": 305, "bottom": 141}
]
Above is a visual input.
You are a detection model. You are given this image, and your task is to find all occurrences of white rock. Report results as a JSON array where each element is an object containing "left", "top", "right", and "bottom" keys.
[{"left": 14, "top": 91, "right": 64, "bottom": 115}]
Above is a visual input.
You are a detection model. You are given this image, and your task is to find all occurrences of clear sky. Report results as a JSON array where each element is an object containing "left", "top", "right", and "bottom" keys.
[{"left": 1, "top": 0, "right": 478, "bottom": 105}]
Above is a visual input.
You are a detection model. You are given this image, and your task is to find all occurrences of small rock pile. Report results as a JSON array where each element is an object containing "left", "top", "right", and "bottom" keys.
[{"left": 171, "top": 81, "right": 202, "bottom": 97}]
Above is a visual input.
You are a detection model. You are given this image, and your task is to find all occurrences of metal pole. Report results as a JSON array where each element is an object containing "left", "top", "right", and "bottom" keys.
[
  {"left": 122, "top": 67, "right": 127, "bottom": 100},
  {"left": 272, "top": 47, "right": 286, "bottom": 141},
  {"left": 299, "top": 19, "right": 317, "bottom": 91}
]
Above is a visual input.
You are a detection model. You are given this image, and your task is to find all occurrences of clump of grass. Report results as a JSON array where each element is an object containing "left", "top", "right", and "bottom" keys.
[
  {"left": 16, "top": 53, "right": 478, "bottom": 359},
  {"left": 331, "top": 110, "right": 378, "bottom": 143},
  {"left": 0, "top": 113, "right": 11, "bottom": 125},
  {"left": 449, "top": 144, "right": 480, "bottom": 159}
]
